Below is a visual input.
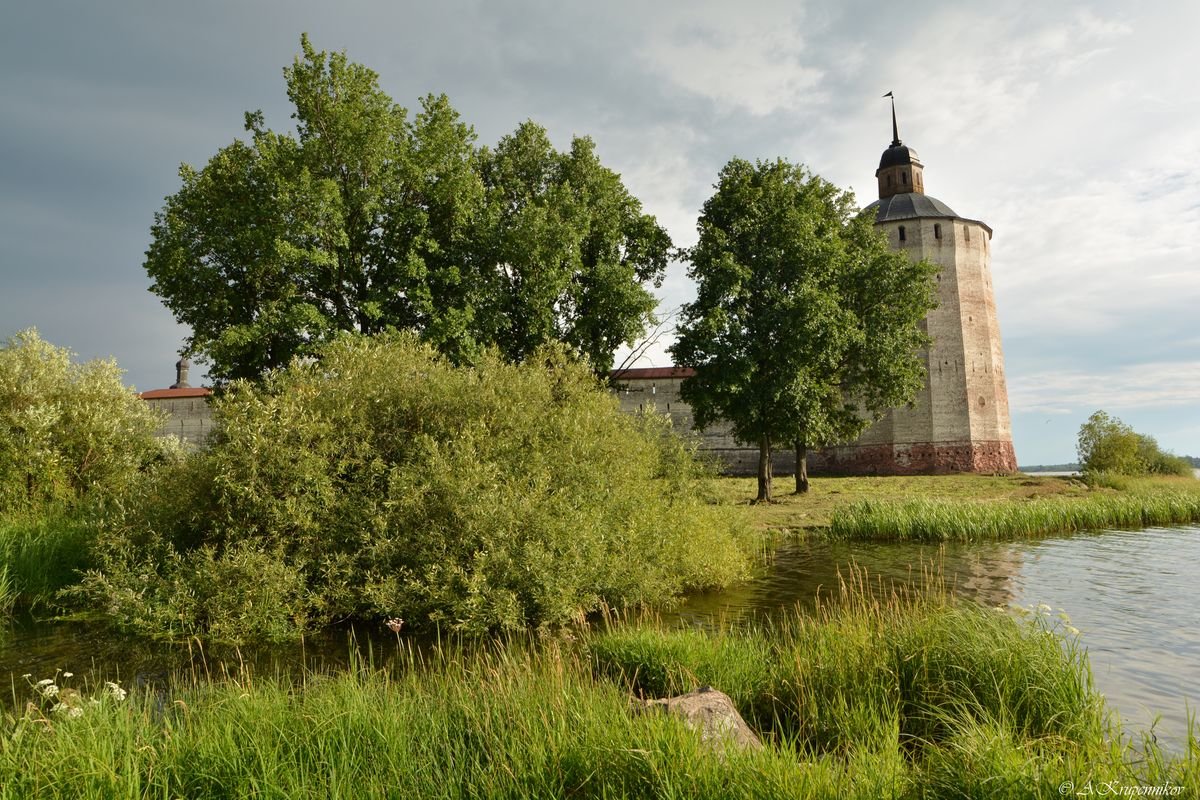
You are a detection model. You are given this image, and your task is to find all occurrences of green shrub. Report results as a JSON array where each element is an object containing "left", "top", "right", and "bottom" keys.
[
  {"left": 1077, "top": 410, "right": 1195, "bottom": 479},
  {"left": 0, "top": 329, "right": 169, "bottom": 514},
  {"left": 78, "top": 333, "right": 748, "bottom": 641},
  {"left": 1138, "top": 437, "right": 1195, "bottom": 477}
]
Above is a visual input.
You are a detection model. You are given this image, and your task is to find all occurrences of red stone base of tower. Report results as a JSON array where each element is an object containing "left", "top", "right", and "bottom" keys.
[{"left": 809, "top": 440, "right": 1017, "bottom": 476}]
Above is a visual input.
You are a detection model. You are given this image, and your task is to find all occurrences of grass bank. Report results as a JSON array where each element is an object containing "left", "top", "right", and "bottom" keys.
[
  {"left": 830, "top": 489, "right": 1200, "bottom": 542},
  {"left": 4, "top": 579, "right": 1196, "bottom": 798},
  {"left": 717, "top": 473, "right": 1200, "bottom": 541}
]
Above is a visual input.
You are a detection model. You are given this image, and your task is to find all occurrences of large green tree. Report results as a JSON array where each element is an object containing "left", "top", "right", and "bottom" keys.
[
  {"left": 670, "top": 158, "right": 937, "bottom": 502},
  {"left": 475, "top": 124, "right": 670, "bottom": 371},
  {"left": 145, "top": 36, "right": 669, "bottom": 383}
]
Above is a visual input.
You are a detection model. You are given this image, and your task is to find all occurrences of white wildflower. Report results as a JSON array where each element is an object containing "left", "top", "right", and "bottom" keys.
[
  {"left": 1036, "top": 603, "right": 1052, "bottom": 614},
  {"left": 35, "top": 679, "right": 54, "bottom": 687},
  {"left": 104, "top": 682, "right": 127, "bottom": 702},
  {"left": 1065, "top": 625, "right": 1081, "bottom": 636},
  {"left": 51, "top": 703, "right": 82, "bottom": 718},
  {"left": 39, "top": 684, "right": 59, "bottom": 698},
  {"left": 62, "top": 672, "right": 73, "bottom": 679}
]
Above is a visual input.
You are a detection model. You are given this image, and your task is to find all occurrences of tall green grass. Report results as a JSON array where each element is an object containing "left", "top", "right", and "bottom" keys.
[
  {"left": 829, "top": 489, "right": 1200, "bottom": 542},
  {"left": 2, "top": 642, "right": 903, "bottom": 799},
  {"left": 0, "top": 509, "right": 93, "bottom": 610},
  {"left": 593, "top": 570, "right": 1103, "bottom": 756},
  {"left": 2, "top": 575, "right": 1196, "bottom": 798}
]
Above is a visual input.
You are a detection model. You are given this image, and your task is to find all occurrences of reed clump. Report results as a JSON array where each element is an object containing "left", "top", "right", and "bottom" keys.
[
  {"left": 593, "top": 569, "right": 1102, "bottom": 757},
  {"left": 0, "top": 509, "right": 93, "bottom": 611},
  {"left": 829, "top": 487, "right": 1200, "bottom": 542}
]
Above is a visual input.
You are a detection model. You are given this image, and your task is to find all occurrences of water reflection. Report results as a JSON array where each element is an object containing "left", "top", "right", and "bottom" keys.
[
  {"left": 0, "top": 615, "right": 403, "bottom": 696},
  {"left": 675, "top": 538, "right": 1025, "bottom": 625}
]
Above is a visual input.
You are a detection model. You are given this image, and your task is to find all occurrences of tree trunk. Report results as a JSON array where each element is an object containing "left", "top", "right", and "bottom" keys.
[
  {"left": 756, "top": 435, "right": 773, "bottom": 503},
  {"left": 794, "top": 441, "right": 809, "bottom": 494}
]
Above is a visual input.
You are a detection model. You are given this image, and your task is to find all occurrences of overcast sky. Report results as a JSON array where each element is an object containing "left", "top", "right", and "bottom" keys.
[{"left": 3, "top": 0, "right": 1198, "bottom": 465}]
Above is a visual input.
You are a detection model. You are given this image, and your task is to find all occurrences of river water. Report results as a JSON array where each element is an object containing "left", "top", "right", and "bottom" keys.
[
  {"left": 676, "top": 525, "right": 1200, "bottom": 746},
  {"left": 4, "top": 526, "right": 1198, "bottom": 746}
]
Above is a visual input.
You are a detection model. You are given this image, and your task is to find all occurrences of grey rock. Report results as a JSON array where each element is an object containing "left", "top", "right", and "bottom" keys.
[{"left": 636, "top": 687, "right": 762, "bottom": 752}]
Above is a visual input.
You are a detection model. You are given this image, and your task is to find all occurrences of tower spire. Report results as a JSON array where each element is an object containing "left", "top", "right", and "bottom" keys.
[
  {"left": 883, "top": 91, "right": 901, "bottom": 146},
  {"left": 875, "top": 92, "right": 923, "bottom": 199}
]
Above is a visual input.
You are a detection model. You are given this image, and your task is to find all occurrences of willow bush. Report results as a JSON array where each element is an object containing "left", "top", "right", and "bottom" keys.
[
  {"left": 78, "top": 334, "right": 748, "bottom": 642},
  {"left": 0, "top": 329, "right": 168, "bottom": 514},
  {"left": 0, "top": 330, "right": 175, "bottom": 612}
]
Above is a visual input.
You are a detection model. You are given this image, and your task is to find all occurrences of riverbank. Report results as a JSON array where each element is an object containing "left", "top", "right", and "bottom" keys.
[
  {"left": 4, "top": 580, "right": 1195, "bottom": 799},
  {"left": 720, "top": 473, "right": 1200, "bottom": 540}
]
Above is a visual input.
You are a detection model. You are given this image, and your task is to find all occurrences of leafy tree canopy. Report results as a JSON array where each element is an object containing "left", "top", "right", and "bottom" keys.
[
  {"left": 670, "top": 158, "right": 937, "bottom": 502},
  {"left": 146, "top": 35, "right": 670, "bottom": 384}
]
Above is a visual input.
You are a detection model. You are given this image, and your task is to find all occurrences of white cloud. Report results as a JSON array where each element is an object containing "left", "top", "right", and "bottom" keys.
[
  {"left": 636, "top": 5, "right": 825, "bottom": 116},
  {"left": 1010, "top": 361, "right": 1200, "bottom": 414}
]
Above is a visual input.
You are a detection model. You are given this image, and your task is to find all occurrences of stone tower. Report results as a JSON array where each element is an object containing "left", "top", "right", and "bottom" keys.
[{"left": 816, "top": 100, "right": 1017, "bottom": 473}]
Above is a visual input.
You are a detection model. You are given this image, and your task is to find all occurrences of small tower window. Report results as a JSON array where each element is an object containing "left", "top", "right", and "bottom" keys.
[
  {"left": 902, "top": 172, "right": 908, "bottom": 185},
  {"left": 898, "top": 225, "right": 906, "bottom": 242},
  {"left": 934, "top": 223, "right": 942, "bottom": 240},
  {"left": 888, "top": 175, "right": 894, "bottom": 187},
  {"left": 964, "top": 225, "right": 971, "bottom": 242}
]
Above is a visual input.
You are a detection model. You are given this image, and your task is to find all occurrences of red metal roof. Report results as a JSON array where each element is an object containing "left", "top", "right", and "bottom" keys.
[
  {"left": 610, "top": 366, "right": 695, "bottom": 380},
  {"left": 140, "top": 387, "right": 212, "bottom": 399}
]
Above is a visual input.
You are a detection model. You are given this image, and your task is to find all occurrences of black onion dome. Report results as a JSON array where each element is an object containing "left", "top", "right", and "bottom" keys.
[
  {"left": 861, "top": 193, "right": 959, "bottom": 222},
  {"left": 878, "top": 144, "right": 920, "bottom": 170}
]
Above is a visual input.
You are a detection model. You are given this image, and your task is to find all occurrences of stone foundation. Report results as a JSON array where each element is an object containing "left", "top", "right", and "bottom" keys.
[
  {"left": 610, "top": 369, "right": 1018, "bottom": 477},
  {"left": 809, "top": 440, "right": 1017, "bottom": 476},
  {"left": 699, "top": 440, "right": 1016, "bottom": 477}
]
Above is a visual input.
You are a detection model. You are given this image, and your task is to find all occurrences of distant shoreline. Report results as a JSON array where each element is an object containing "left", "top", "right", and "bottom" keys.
[{"left": 1018, "top": 464, "right": 1080, "bottom": 473}]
